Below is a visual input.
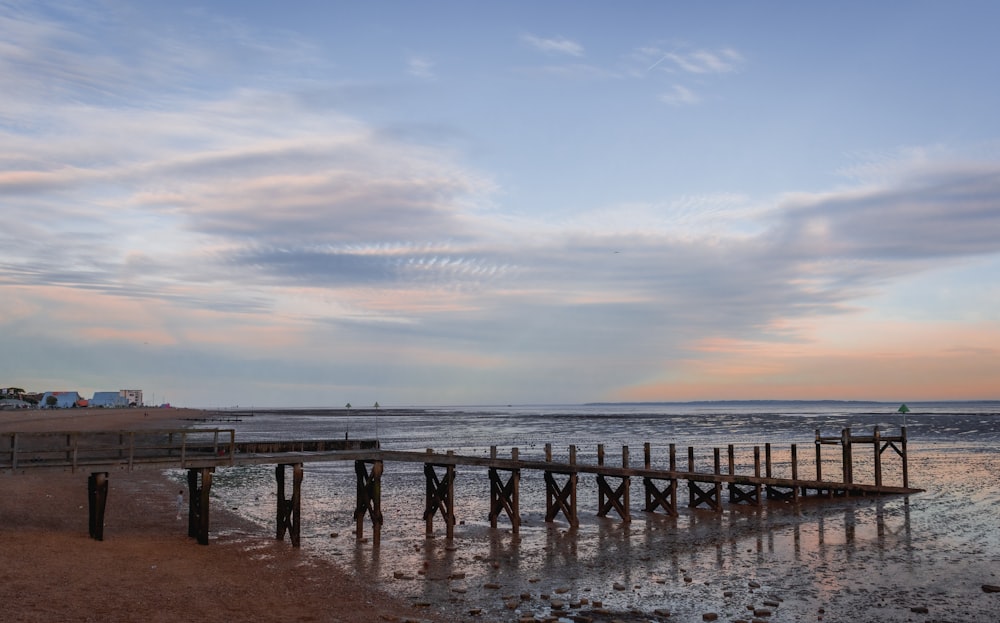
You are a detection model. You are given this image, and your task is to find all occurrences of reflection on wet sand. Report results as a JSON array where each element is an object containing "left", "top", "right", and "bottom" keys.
[{"left": 202, "top": 407, "right": 1000, "bottom": 622}]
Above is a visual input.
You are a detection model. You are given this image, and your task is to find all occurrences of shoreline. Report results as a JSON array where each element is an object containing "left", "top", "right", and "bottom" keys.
[{"left": 0, "top": 408, "right": 442, "bottom": 623}]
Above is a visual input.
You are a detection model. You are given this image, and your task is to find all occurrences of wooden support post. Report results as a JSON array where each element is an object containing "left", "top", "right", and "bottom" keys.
[
  {"left": 423, "top": 462, "right": 456, "bottom": 538},
  {"left": 842, "top": 427, "right": 853, "bottom": 484},
  {"left": 643, "top": 477, "right": 678, "bottom": 516},
  {"left": 597, "top": 444, "right": 606, "bottom": 513},
  {"left": 688, "top": 480, "right": 721, "bottom": 511},
  {"left": 815, "top": 429, "right": 823, "bottom": 482},
  {"left": 644, "top": 444, "right": 678, "bottom": 516},
  {"left": 354, "top": 460, "right": 383, "bottom": 546},
  {"left": 873, "top": 427, "right": 883, "bottom": 487},
  {"left": 901, "top": 427, "right": 910, "bottom": 488},
  {"left": 728, "top": 444, "right": 735, "bottom": 475},
  {"left": 596, "top": 446, "right": 631, "bottom": 522},
  {"left": 687, "top": 448, "right": 722, "bottom": 511},
  {"left": 544, "top": 445, "right": 578, "bottom": 528},
  {"left": 488, "top": 448, "right": 521, "bottom": 533},
  {"left": 713, "top": 448, "right": 722, "bottom": 509},
  {"left": 275, "top": 463, "right": 303, "bottom": 547},
  {"left": 644, "top": 442, "right": 651, "bottom": 469},
  {"left": 754, "top": 446, "right": 763, "bottom": 503},
  {"left": 87, "top": 472, "right": 108, "bottom": 541},
  {"left": 186, "top": 467, "right": 213, "bottom": 545},
  {"left": 791, "top": 444, "right": 800, "bottom": 501},
  {"left": 687, "top": 446, "right": 696, "bottom": 508}
]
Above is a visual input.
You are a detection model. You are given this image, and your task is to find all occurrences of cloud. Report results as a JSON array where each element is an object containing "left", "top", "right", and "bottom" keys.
[
  {"left": 406, "top": 54, "right": 434, "bottom": 79},
  {"left": 521, "top": 33, "right": 585, "bottom": 57},
  {"left": 4, "top": 2, "right": 1000, "bottom": 405},
  {"left": 659, "top": 84, "right": 700, "bottom": 106},
  {"left": 643, "top": 46, "right": 744, "bottom": 74}
]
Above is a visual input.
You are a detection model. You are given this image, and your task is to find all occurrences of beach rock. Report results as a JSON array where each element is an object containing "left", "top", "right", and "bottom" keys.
[
  {"left": 555, "top": 586, "right": 571, "bottom": 594},
  {"left": 653, "top": 608, "right": 671, "bottom": 617},
  {"left": 520, "top": 592, "right": 531, "bottom": 601},
  {"left": 910, "top": 606, "right": 929, "bottom": 614},
  {"left": 483, "top": 582, "right": 501, "bottom": 589},
  {"left": 723, "top": 590, "right": 734, "bottom": 597},
  {"left": 448, "top": 572, "right": 466, "bottom": 580},
  {"left": 702, "top": 614, "right": 718, "bottom": 621},
  {"left": 550, "top": 599, "right": 565, "bottom": 610},
  {"left": 753, "top": 608, "right": 771, "bottom": 617},
  {"left": 504, "top": 599, "right": 519, "bottom": 610},
  {"left": 762, "top": 600, "right": 780, "bottom": 607},
  {"left": 748, "top": 581, "right": 761, "bottom": 588},
  {"left": 467, "top": 608, "right": 481, "bottom": 616},
  {"left": 983, "top": 584, "right": 1000, "bottom": 593},
  {"left": 613, "top": 581, "right": 627, "bottom": 591}
]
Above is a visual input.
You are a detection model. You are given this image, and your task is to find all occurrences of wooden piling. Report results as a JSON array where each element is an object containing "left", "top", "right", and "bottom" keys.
[
  {"left": 488, "top": 447, "right": 521, "bottom": 533},
  {"left": 842, "top": 427, "right": 853, "bottom": 484},
  {"left": 873, "top": 427, "right": 883, "bottom": 487},
  {"left": 275, "top": 463, "right": 302, "bottom": 547},
  {"left": 423, "top": 452, "right": 456, "bottom": 539},
  {"left": 354, "top": 460, "right": 383, "bottom": 546},
  {"left": 186, "top": 467, "right": 213, "bottom": 545},
  {"left": 544, "top": 445, "right": 578, "bottom": 528},
  {"left": 87, "top": 472, "right": 108, "bottom": 541}
]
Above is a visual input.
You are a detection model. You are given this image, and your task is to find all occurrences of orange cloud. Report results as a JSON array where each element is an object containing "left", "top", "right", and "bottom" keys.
[{"left": 620, "top": 316, "right": 1000, "bottom": 401}]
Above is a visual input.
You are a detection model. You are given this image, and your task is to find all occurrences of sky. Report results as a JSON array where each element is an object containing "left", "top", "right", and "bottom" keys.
[{"left": 2, "top": 1, "right": 1000, "bottom": 408}]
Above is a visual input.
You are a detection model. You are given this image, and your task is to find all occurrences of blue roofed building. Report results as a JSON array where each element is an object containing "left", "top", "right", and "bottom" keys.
[
  {"left": 90, "top": 391, "right": 129, "bottom": 408},
  {"left": 40, "top": 391, "right": 84, "bottom": 408}
]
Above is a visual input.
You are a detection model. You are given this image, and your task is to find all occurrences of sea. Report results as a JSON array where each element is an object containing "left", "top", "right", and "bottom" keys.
[{"left": 172, "top": 401, "right": 1000, "bottom": 622}]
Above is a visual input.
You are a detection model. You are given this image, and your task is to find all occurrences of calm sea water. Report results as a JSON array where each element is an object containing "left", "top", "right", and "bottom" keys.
[{"left": 178, "top": 401, "right": 1000, "bottom": 622}]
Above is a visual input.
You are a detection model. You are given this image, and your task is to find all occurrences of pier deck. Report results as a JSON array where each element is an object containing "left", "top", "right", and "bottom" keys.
[{"left": 1, "top": 427, "right": 919, "bottom": 545}]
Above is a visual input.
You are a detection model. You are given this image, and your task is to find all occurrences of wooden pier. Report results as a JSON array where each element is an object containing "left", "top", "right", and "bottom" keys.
[{"left": 1, "top": 427, "right": 919, "bottom": 546}]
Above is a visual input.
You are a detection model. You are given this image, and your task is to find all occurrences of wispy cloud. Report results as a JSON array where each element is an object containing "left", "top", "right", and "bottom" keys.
[
  {"left": 659, "top": 84, "right": 700, "bottom": 106},
  {"left": 643, "top": 46, "right": 744, "bottom": 74},
  {"left": 406, "top": 54, "right": 434, "bottom": 79},
  {"left": 521, "top": 33, "right": 584, "bottom": 57}
]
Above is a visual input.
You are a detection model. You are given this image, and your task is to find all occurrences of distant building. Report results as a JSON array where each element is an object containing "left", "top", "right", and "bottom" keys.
[
  {"left": 120, "top": 389, "right": 143, "bottom": 407},
  {"left": 40, "top": 391, "right": 85, "bottom": 408},
  {"left": 91, "top": 391, "right": 129, "bottom": 408}
]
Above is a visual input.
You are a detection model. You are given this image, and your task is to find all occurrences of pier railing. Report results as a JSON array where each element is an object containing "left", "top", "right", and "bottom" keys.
[{"left": 1, "top": 429, "right": 237, "bottom": 472}]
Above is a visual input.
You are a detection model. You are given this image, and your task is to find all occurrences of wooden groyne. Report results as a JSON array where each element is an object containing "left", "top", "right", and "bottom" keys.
[{"left": 1, "top": 427, "right": 919, "bottom": 546}]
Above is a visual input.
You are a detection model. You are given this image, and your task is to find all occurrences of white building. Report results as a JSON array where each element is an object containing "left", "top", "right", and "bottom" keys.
[{"left": 120, "top": 389, "right": 143, "bottom": 407}]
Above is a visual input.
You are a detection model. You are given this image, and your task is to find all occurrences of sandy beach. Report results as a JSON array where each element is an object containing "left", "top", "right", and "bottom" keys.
[{"left": 0, "top": 408, "right": 439, "bottom": 623}]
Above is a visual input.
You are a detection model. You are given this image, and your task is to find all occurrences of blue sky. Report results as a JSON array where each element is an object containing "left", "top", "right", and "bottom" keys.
[{"left": 2, "top": 1, "right": 1000, "bottom": 407}]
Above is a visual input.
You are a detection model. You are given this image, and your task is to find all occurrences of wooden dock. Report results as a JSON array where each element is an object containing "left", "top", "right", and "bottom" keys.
[{"left": 1, "top": 427, "right": 919, "bottom": 546}]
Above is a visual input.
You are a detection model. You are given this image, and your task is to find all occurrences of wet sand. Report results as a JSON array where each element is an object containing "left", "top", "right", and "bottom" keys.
[
  {"left": 6, "top": 408, "right": 1000, "bottom": 622},
  {"left": 0, "top": 408, "right": 440, "bottom": 623}
]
